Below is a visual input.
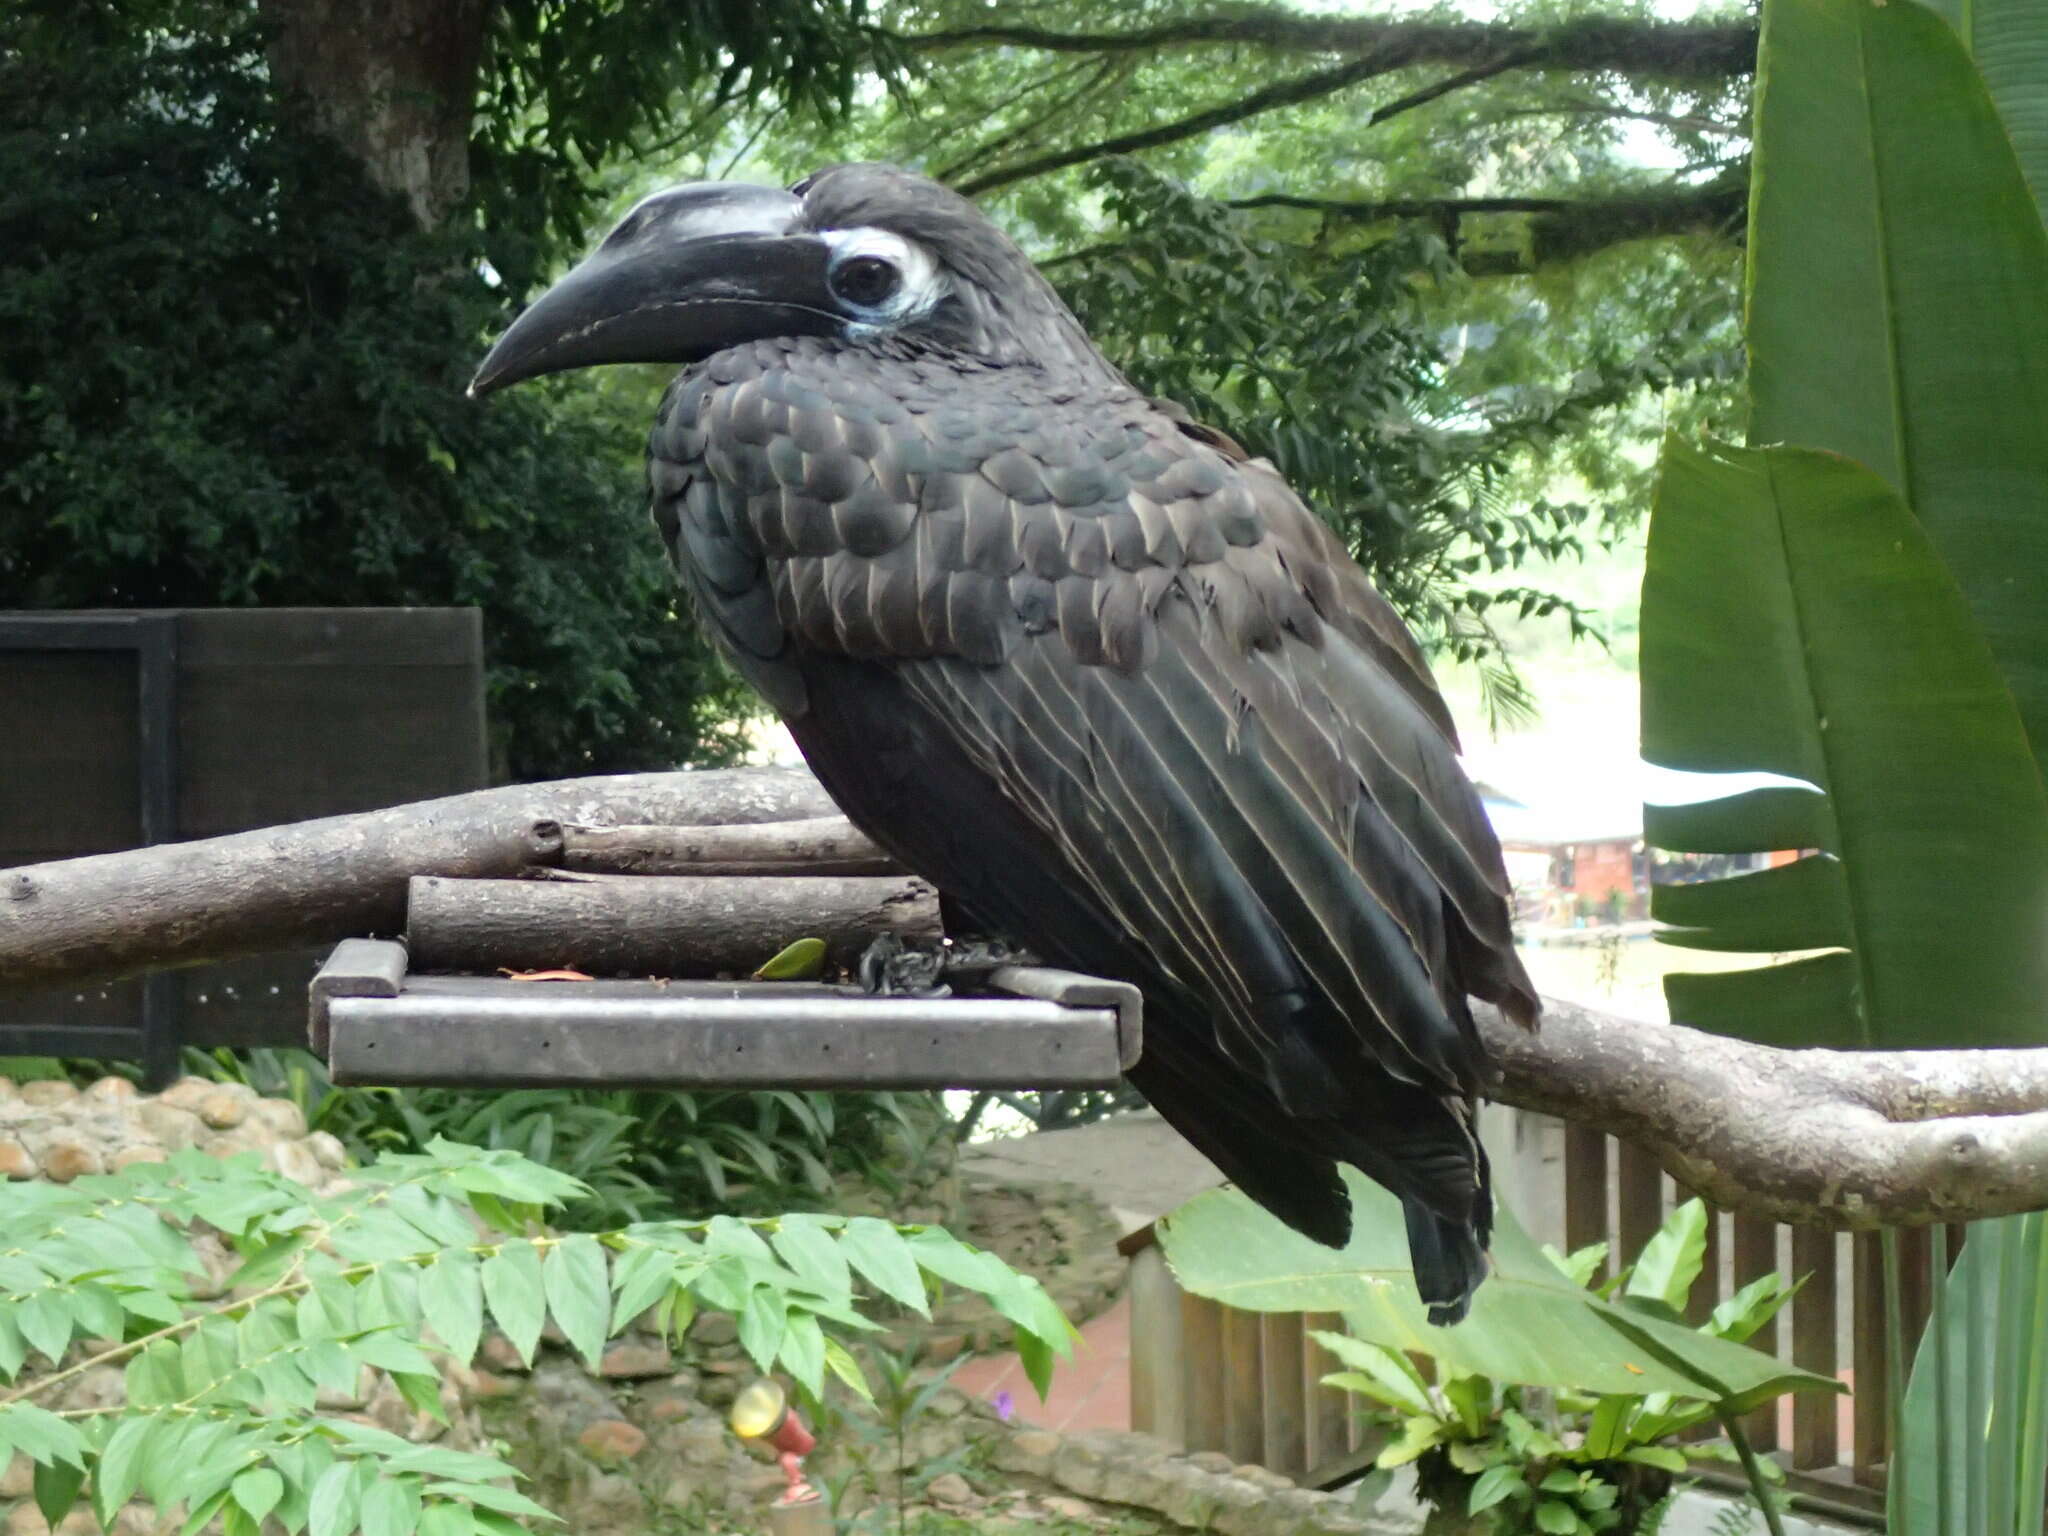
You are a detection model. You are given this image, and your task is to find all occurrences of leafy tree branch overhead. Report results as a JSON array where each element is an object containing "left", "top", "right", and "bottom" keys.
[{"left": 4, "top": 0, "right": 1753, "bottom": 779}]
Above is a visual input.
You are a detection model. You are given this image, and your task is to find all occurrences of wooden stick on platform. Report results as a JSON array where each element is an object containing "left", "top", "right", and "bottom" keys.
[
  {"left": 405, "top": 874, "right": 941, "bottom": 978},
  {"left": 0, "top": 767, "right": 839, "bottom": 991},
  {"left": 559, "top": 817, "right": 899, "bottom": 877}
]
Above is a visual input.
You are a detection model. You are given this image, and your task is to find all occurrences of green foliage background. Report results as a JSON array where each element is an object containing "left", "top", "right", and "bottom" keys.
[
  {"left": 3, "top": 0, "right": 1762, "bottom": 774},
  {"left": 0, "top": 2, "right": 752, "bottom": 780}
]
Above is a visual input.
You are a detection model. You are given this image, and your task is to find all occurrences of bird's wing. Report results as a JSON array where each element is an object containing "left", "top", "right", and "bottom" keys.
[{"left": 654, "top": 340, "right": 1536, "bottom": 1108}]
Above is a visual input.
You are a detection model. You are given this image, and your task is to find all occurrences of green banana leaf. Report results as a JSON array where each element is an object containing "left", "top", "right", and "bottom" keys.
[
  {"left": 1745, "top": 0, "right": 2048, "bottom": 762},
  {"left": 1156, "top": 1168, "right": 1837, "bottom": 1416},
  {"left": 1892, "top": 1215, "right": 2048, "bottom": 1536},
  {"left": 1912, "top": 0, "right": 2048, "bottom": 224},
  {"left": 1641, "top": 440, "right": 2048, "bottom": 1047}
]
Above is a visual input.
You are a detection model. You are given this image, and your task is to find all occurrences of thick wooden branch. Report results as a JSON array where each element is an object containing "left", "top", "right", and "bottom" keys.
[
  {"left": 1480, "top": 998, "right": 2048, "bottom": 1229},
  {"left": 559, "top": 818, "right": 898, "bottom": 877},
  {"left": 405, "top": 874, "right": 940, "bottom": 977},
  {"left": 9, "top": 765, "right": 2048, "bottom": 1228},
  {"left": 1227, "top": 177, "right": 1749, "bottom": 271},
  {"left": 0, "top": 768, "right": 838, "bottom": 991},
  {"left": 903, "top": 13, "right": 1758, "bottom": 82},
  {"left": 957, "top": 53, "right": 1528, "bottom": 196}
]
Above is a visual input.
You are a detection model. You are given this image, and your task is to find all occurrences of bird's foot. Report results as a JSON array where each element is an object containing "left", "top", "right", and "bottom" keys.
[{"left": 857, "top": 933, "right": 1038, "bottom": 998}]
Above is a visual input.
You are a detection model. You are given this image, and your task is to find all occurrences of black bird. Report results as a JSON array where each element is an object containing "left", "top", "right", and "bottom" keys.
[{"left": 473, "top": 165, "right": 1539, "bottom": 1323}]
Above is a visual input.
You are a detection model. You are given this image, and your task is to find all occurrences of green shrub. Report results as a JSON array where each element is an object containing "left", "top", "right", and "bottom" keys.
[
  {"left": 1326, "top": 1201, "right": 1795, "bottom": 1535},
  {"left": 0, "top": 1, "right": 751, "bottom": 780},
  {"left": 166, "top": 1048, "right": 950, "bottom": 1231},
  {"left": 0, "top": 1140, "right": 1071, "bottom": 1536}
]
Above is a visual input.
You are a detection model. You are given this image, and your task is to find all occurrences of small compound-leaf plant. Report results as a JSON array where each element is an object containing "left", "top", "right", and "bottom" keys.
[
  {"left": 0, "top": 1139, "right": 1074, "bottom": 1535},
  {"left": 1321, "top": 1200, "right": 1796, "bottom": 1536}
]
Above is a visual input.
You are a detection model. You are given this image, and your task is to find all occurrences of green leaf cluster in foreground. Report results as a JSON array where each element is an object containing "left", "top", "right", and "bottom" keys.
[
  {"left": 1641, "top": 0, "right": 2048, "bottom": 1052},
  {"left": 1318, "top": 1201, "right": 1797, "bottom": 1536},
  {"left": 1157, "top": 1169, "right": 1834, "bottom": 1415},
  {"left": 0, "top": 1140, "right": 1073, "bottom": 1536}
]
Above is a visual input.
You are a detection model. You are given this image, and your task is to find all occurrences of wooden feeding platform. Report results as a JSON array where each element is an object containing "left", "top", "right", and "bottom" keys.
[
  {"left": 304, "top": 838, "right": 1138, "bottom": 1091},
  {"left": 0, "top": 768, "right": 1142, "bottom": 1093},
  {"left": 311, "top": 938, "right": 1139, "bottom": 1091}
]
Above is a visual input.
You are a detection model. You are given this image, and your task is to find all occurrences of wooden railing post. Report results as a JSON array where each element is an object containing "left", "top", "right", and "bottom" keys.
[
  {"left": 1790, "top": 1225, "right": 1841, "bottom": 1470},
  {"left": 1732, "top": 1214, "right": 1783, "bottom": 1454},
  {"left": 1182, "top": 1290, "right": 1226, "bottom": 1454},
  {"left": 1222, "top": 1306, "right": 1265, "bottom": 1464},
  {"left": 1126, "top": 1237, "right": 1186, "bottom": 1446},
  {"left": 1302, "top": 1311, "right": 1353, "bottom": 1477},
  {"left": 1259, "top": 1313, "right": 1308, "bottom": 1480}
]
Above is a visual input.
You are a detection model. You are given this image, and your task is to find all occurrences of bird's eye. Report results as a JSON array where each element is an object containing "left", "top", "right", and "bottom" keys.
[{"left": 830, "top": 255, "right": 902, "bottom": 309}]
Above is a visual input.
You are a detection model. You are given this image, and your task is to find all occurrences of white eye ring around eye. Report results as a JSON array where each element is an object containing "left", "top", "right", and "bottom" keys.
[{"left": 819, "top": 228, "right": 947, "bottom": 325}]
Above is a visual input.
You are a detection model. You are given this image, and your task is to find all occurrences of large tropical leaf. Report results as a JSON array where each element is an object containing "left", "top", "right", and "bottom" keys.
[
  {"left": 1892, "top": 1215, "right": 2048, "bottom": 1536},
  {"left": 1157, "top": 1168, "right": 1837, "bottom": 1416},
  {"left": 1641, "top": 440, "right": 2048, "bottom": 1048},
  {"left": 1745, "top": 0, "right": 2048, "bottom": 761},
  {"left": 1912, "top": 0, "right": 2048, "bottom": 223}
]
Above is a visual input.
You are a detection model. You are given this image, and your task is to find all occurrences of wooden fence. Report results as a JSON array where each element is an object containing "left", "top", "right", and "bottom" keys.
[
  {"left": 0, "top": 609, "right": 486, "bottom": 1078},
  {"left": 1122, "top": 1106, "right": 1957, "bottom": 1523}
]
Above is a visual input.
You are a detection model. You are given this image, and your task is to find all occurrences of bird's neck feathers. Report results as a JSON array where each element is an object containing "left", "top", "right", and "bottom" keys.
[{"left": 933, "top": 273, "right": 1127, "bottom": 390}]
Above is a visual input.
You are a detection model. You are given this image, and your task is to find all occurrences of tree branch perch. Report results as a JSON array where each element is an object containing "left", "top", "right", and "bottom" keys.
[
  {"left": 5, "top": 767, "right": 2047, "bottom": 1230},
  {"left": 1479, "top": 997, "right": 2048, "bottom": 1229},
  {"left": 0, "top": 768, "right": 839, "bottom": 990},
  {"left": 901, "top": 13, "right": 1758, "bottom": 82}
]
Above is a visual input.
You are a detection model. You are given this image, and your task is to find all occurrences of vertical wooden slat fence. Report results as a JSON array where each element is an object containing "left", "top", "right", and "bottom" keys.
[
  {"left": 1790, "top": 1222, "right": 1841, "bottom": 1471},
  {"left": 1123, "top": 1108, "right": 1959, "bottom": 1517},
  {"left": 1851, "top": 1234, "right": 1888, "bottom": 1488},
  {"left": 1564, "top": 1123, "right": 1610, "bottom": 1279},
  {"left": 1222, "top": 1307, "right": 1264, "bottom": 1464},
  {"left": 1179, "top": 1283, "right": 1226, "bottom": 1454},
  {"left": 1260, "top": 1314, "right": 1308, "bottom": 1481},
  {"left": 1301, "top": 1312, "right": 1354, "bottom": 1473},
  {"left": 1733, "top": 1213, "right": 1782, "bottom": 1453}
]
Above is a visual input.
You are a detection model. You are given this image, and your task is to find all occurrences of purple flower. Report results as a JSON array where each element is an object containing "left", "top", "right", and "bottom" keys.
[{"left": 991, "top": 1390, "right": 1015, "bottom": 1423}]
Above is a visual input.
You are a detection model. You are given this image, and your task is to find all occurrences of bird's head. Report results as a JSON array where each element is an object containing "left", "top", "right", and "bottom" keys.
[{"left": 470, "top": 164, "right": 1115, "bottom": 398}]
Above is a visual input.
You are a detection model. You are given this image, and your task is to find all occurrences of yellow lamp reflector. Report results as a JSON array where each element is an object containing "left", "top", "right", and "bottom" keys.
[{"left": 731, "top": 1378, "right": 788, "bottom": 1441}]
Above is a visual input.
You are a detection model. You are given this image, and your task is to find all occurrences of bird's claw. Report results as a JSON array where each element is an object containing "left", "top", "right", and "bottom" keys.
[{"left": 857, "top": 933, "right": 1038, "bottom": 997}]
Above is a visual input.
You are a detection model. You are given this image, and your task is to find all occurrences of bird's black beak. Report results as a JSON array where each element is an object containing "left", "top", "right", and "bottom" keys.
[{"left": 469, "top": 183, "right": 836, "bottom": 398}]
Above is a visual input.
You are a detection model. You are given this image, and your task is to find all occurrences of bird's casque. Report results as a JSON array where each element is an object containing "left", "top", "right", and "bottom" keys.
[{"left": 475, "top": 163, "right": 1540, "bottom": 1325}]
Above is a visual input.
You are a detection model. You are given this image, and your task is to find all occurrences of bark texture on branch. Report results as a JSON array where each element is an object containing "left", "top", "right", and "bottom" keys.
[
  {"left": 0, "top": 768, "right": 839, "bottom": 992},
  {"left": 1480, "top": 997, "right": 2048, "bottom": 1229},
  {"left": 9, "top": 763, "right": 2048, "bottom": 1229},
  {"left": 258, "top": 0, "right": 491, "bottom": 228},
  {"left": 957, "top": 52, "right": 1526, "bottom": 196},
  {"left": 560, "top": 818, "right": 899, "bottom": 877},
  {"left": 905, "top": 14, "right": 1758, "bottom": 81},
  {"left": 1229, "top": 178, "right": 1749, "bottom": 272},
  {"left": 405, "top": 875, "right": 941, "bottom": 977}
]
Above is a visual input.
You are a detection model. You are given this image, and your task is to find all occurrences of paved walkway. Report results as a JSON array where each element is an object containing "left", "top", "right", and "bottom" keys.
[
  {"left": 952, "top": 1113, "right": 1219, "bottom": 1431},
  {"left": 953, "top": 1293, "right": 1132, "bottom": 1431},
  {"left": 958, "top": 1112, "right": 1222, "bottom": 1240}
]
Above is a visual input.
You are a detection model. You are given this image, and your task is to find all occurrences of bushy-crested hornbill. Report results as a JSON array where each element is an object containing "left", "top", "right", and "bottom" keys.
[{"left": 473, "top": 164, "right": 1539, "bottom": 1324}]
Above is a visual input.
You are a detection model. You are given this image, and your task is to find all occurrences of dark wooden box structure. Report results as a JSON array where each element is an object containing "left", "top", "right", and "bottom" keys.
[
  {"left": 310, "top": 939, "right": 1141, "bottom": 1092},
  {"left": 0, "top": 610, "right": 487, "bottom": 1076}
]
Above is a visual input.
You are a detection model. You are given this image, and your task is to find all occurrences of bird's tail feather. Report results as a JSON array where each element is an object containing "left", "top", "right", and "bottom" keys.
[
  {"left": 1129, "top": 1017, "right": 1494, "bottom": 1324},
  {"left": 1403, "top": 1196, "right": 1489, "bottom": 1327}
]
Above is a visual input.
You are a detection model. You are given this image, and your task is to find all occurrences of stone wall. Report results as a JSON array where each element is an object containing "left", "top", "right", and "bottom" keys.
[{"left": 0, "top": 1074, "right": 347, "bottom": 1187}]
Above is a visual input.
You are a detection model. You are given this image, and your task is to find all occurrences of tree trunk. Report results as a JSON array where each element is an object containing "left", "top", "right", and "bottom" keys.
[{"left": 257, "top": 0, "right": 493, "bottom": 228}]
